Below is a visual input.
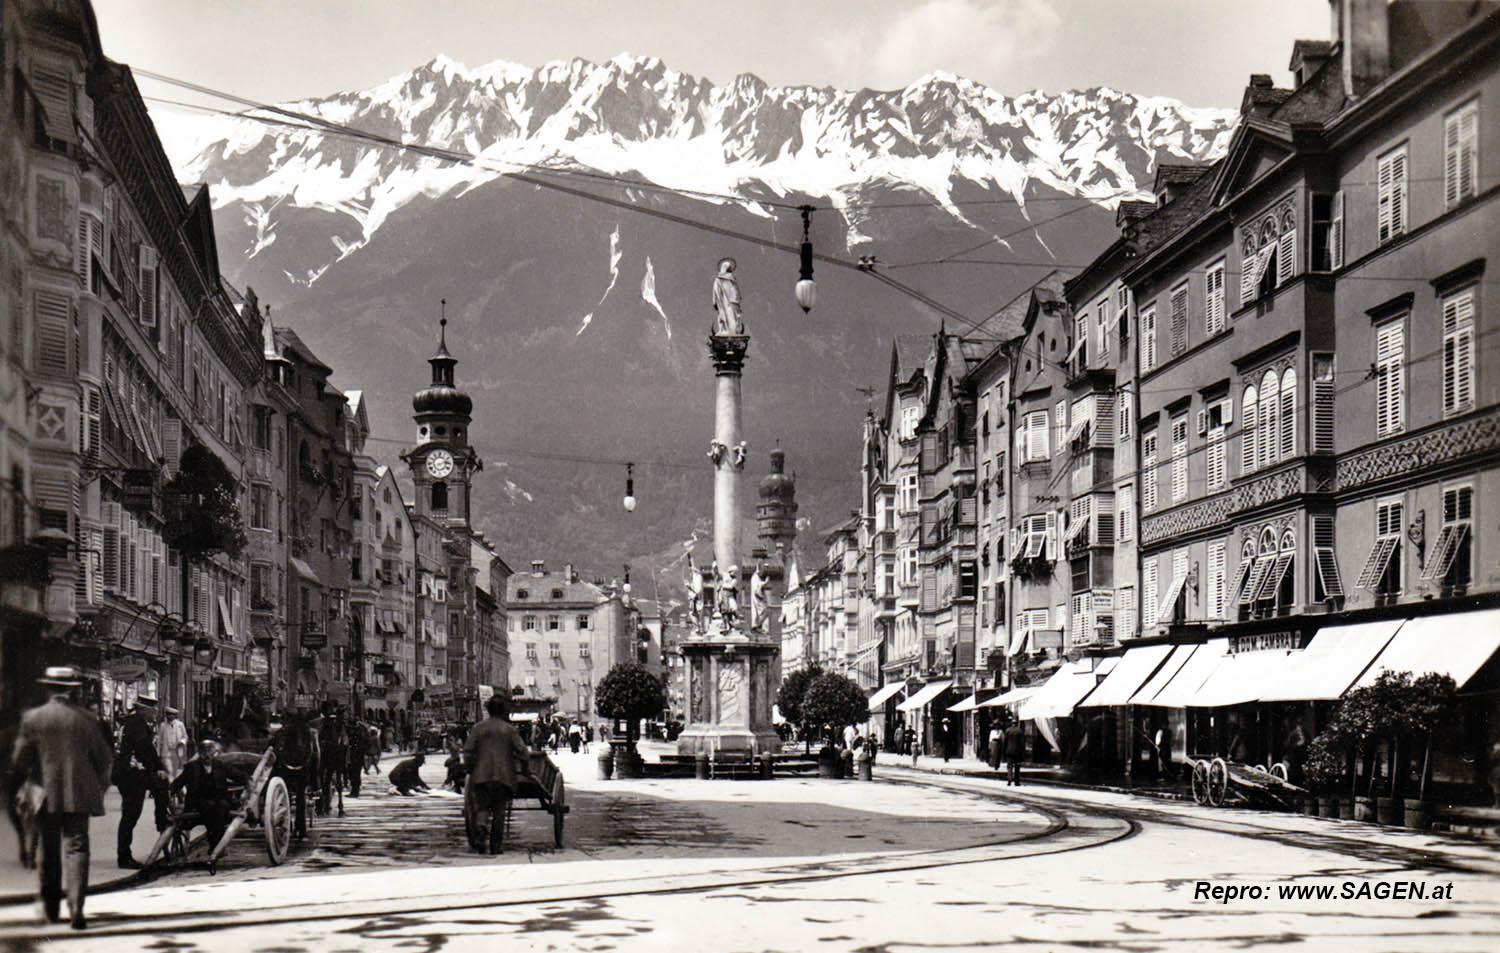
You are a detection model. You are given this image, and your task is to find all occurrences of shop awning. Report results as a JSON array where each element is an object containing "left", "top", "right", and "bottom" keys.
[
  {"left": 1078, "top": 644, "right": 1174, "bottom": 707},
  {"left": 1354, "top": 608, "right": 1500, "bottom": 690},
  {"left": 948, "top": 691, "right": 994, "bottom": 712},
  {"left": 867, "top": 682, "right": 906, "bottom": 711},
  {"left": 1009, "top": 627, "right": 1032, "bottom": 655},
  {"left": 1183, "top": 649, "right": 1294, "bottom": 707},
  {"left": 1128, "top": 644, "right": 1197, "bottom": 705},
  {"left": 896, "top": 680, "right": 952, "bottom": 711},
  {"left": 1138, "top": 640, "right": 1230, "bottom": 708},
  {"left": 1019, "top": 661, "right": 1109, "bottom": 720},
  {"left": 291, "top": 557, "right": 318, "bottom": 582},
  {"left": 1259, "top": 619, "right": 1404, "bottom": 702},
  {"left": 978, "top": 685, "right": 1037, "bottom": 708}
]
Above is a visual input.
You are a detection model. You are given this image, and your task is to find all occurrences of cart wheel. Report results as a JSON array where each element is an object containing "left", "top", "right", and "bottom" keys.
[
  {"left": 1208, "top": 757, "right": 1229, "bottom": 807},
  {"left": 1190, "top": 759, "right": 1210, "bottom": 805},
  {"left": 264, "top": 776, "right": 292, "bottom": 865},
  {"left": 1270, "top": 761, "right": 1289, "bottom": 781},
  {"left": 551, "top": 775, "right": 566, "bottom": 848}
]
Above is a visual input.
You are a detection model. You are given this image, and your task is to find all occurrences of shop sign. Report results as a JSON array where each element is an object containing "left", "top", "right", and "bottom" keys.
[
  {"left": 106, "top": 658, "right": 152, "bottom": 681},
  {"left": 292, "top": 692, "right": 315, "bottom": 710},
  {"left": 1228, "top": 631, "right": 1302, "bottom": 655},
  {"left": 249, "top": 647, "right": 268, "bottom": 676}
]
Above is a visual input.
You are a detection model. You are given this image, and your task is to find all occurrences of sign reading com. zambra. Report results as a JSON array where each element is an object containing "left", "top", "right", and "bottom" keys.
[{"left": 1227, "top": 631, "right": 1302, "bottom": 655}]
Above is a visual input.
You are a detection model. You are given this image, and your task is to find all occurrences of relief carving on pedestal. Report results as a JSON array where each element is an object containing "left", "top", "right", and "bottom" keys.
[{"left": 718, "top": 663, "right": 743, "bottom": 725}]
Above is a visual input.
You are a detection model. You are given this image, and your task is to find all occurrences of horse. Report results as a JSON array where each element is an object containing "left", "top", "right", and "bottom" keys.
[
  {"left": 271, "top": 713, "right": 319, "bottom": 840},
  {"left": 317, "top": 714, "right": 348, "bottom": 818}
]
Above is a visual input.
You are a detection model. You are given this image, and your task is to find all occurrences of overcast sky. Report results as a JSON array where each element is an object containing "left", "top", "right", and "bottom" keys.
[{"left": 97, "top": 0, "right": 1330, "bottom": 110}]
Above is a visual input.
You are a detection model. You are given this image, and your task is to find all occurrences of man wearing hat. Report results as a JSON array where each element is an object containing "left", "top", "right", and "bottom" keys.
[
  {"left": 155, "top": 706, "right": 188, "bottom": 783},
  {"left": 169, "top": 739, "right": 232, "bottom": 851},
  {"left": 9, "top": 667, "right": 113, "bottom": 929},
  {"left": 114, "top": 693, "right": 167, "bottom": 869}
]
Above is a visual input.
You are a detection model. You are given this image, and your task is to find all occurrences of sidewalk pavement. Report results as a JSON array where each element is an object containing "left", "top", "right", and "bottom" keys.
[{"left": 871, "top": 751, "right": 1190, "bottom": 800}]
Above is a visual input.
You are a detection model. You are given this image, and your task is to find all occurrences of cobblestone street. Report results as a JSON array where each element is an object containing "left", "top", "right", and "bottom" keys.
[{"left": 1, "top": 751, "right": 1496, "bottom": 952}]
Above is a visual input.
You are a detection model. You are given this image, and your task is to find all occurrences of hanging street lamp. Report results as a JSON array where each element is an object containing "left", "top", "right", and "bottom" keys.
[
  {"left": 795, "top": 205, "right": 816, "bottom": 313},
  {"left": 623, "top": 462, "right": 637, "bottom": 512}
]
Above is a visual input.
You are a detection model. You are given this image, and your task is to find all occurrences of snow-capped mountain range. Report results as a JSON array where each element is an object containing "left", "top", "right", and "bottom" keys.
[{"left": 172, "top": 53, "right": 1236, "bottom": 283}]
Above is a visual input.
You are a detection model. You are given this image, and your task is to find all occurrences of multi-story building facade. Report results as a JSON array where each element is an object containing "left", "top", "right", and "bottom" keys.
[
  {"left": 275, "top": 327, "right": 353, "bottom": 713},
  {"left": 1, "top": 1, "right": 268, "bottom": 730},
  {"left": 506, "top": 561, "right": 632, "bottom": 723},
  {"left": 356, "top": 465, "right": 416, "bottom": 728}
]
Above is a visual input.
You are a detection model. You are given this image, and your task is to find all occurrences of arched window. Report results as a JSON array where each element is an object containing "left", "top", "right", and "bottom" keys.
[
  {"left": 1241, "top": 386, "right": 1258, "bottom": 473},
  {"left": 431, "top": 480, "right": 448, "bottom": 511},
  {"left": 1277, "top": 528, "right": 1297, "bottom": 608},
  {"left": 1259, "top": 369, "right": 1280, "bottom": 468},
  {"left": 1279, "top": 367, "right": 1297, "bottom": 460}
]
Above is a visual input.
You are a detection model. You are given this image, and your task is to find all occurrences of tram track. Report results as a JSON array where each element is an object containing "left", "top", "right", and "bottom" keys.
[{"left": 0, "top": 775, "right": 1137, "bottom": 943}]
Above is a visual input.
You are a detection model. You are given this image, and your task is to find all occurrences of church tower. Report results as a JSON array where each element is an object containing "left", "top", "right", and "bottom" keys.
[{"left": 408, "top": 313, "right": 480, "bottom": 528}]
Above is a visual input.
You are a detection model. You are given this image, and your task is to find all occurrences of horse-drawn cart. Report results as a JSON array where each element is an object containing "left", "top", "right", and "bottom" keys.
[
  {"left": 463, "top": 750, "right": 567, "bottom": 851},
  {"left": 144, "top": 746, "right": 294, "bottom": 873},
  {"left": 1189, "top": 757, "right": 1306, "bottom": 809}
]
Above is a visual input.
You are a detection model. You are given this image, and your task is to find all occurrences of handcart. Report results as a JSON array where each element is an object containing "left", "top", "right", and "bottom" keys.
[
  {"left": 144, "top": 747, "right": 294, "bottom": 872},
  {"left": 463, "top": 750, "right": 567, "bottom": 851},
  {"left": 1189, "top": 757, "right": 1305, "bottom": 809}
]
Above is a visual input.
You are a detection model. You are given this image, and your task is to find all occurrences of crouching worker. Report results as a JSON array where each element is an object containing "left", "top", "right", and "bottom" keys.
[
  {"left": 388, "top": 752, "right": 429, "bottom": 795},
  {"left": 464, "top": 695, "right": 530, "bottom": 853},
  {"left": 171, "top": 739, "right": 231, "bottom": 851}
]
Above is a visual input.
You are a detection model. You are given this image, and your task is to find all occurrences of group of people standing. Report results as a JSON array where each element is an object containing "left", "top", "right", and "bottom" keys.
[{"left": 7, "top": 666, "right": 236, "bottom": 930}]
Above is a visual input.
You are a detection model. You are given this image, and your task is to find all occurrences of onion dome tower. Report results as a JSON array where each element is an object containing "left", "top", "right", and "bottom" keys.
[
  {"left": 408, "top": 309, "right": 480, "bottom": 528},
  {"left": 756, "top": 448, "right": 798, "bottom": 554}
]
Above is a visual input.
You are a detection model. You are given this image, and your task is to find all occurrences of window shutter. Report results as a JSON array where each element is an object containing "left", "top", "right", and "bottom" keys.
[
  {"left": 80, "top": 385, "right": 101, "bottom": 461},
  {"left": 1117, "top": 484, "right": 1134, "bottom": 541},
  {"left": 74, "top": 214, "right": 94, "bottom": 288},
  {"left": 1330, "top": 191, "right": 1344, "bottom": 268},
  {"left": 1313, "top": 356, "right": 1334, "bottom": 453},
  {"left": 1045, "top": 510, "right": 1058, "bottom": 560},
  {"left": 1093, "top": 393, "right": 1114, "bottom": 446},
  {"left": 1142, "top": 435, "right": 1158, "bottom": 513},
  {"left": 30, "top": 64, "right": 74, "bottom": 141},
  {"left": 1208, "top": 541, "right": 1226, "bottom": 619},
  {"left": 1008, "top": 527, "right": 1019, "bottom": 559},
  {"left": 1240, "top": 249, "right": 1257, "bottom": 305},
  {"left": 1054, "top": 400, "right": 1067, "bottom": 455},
  {"left": 1443, "top": 103, "right": 1477, "bottom": 208},
  {"left": 138, "top": 247, "right": 158, "bottom": 328},
  {"left": 1142, "top": 560, "right": 1159, "bottom": 629},
  {"left": 1030, "top": 411, "right": 1048, "bottom": 461},
  {"left": 101, "top": 501, "right": 120, "bottom": 591},
  {"left": 1205, "top": 264, "right": 1224, "bottom": 335},
  {"left": 1442, "top": 290, "right": 1475, "bottom": 415},
  {"left": 1140, "top": 305, "right": 1157, "bottom": 371},
  {"left": 1117, "top": 391, "right": 1131, "bottom": 440},
  {"left": 1241, "top": 388, "right": 1258, "bottom": 473},
  {"left": 1279, "top": 368, "right": 1296, "bottom": 459},
  {"left": 1378, "top": 148, "right": 1407, "bottom": 242},
  {"left": 1170, "top": 285, "right": 1188, "bottom": 355},
  {"left": 1375, "top": 321, "right": 1404, "bottom": 437},
  {"left": 1277, "top": 227, "right": 1296, "bottom": 285},
  {"left": 1196, "top": 409, "right": 1208, "bottom": 437},
  {"left": 1207, "top": 426, "right": 1226, "bottom": 491},
  {"left": 1171, "top": 421, "right": 1187, "bottom": 503},
  {"left": 33, "top": 289, "right": 72, "bottom": 374}
]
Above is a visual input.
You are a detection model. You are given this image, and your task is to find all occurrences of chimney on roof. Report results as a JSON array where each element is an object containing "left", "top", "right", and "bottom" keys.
[
  {"left": 564, "top": 563, "right": 575, "bottom": 583},
  {"left": 531, "top": 560, "right": 545, "bottom": 575},
  {"left": 1332, "top": 0, "right": 1390, "bottom": 97}
]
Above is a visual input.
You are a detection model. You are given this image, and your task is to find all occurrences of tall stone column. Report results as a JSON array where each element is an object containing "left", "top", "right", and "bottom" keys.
[{"left": 710, "top": 336, "right": 748, "bottom": 574}]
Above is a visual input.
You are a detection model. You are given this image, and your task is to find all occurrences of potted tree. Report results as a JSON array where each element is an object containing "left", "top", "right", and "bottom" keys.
[
  {"left": 1393, "top": 672, "right": 1458, "bottom": 830},
  {"left": 595, "top": 662, "right": 665, "bottom": 780},
  {"left": 776, "top": 666, "right": 822, "bottom": 754},
  {"left": 801, "top": 672, "right": 867, "bottom": 779},
  {"left": 1303, "top": 731, "right": 1344, "bottom": 818}
]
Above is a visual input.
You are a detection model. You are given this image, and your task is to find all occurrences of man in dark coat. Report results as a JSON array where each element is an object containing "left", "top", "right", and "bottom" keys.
[
  {"left": 170, "top": 739, "right": 232, "bottom": 850},
  {"left": 114, "top": 695, "right": 168, "bottom": 868},
  {"left": 388, "top": 752, "right": 429, "bottom": 795},
  {"left": 1003, "top": 720, "right": 1027, "bottom": 786},
  {"left": 10, "top": 667, "right": 113, "bottom": 929},
  {"left": 464, "top": 695, "right": 531, "bottom": 853}
]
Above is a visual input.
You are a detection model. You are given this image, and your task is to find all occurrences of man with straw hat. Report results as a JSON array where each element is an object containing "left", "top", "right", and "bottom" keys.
[{"left": 9, "top": 667, "right": 113, "bottom": 929}]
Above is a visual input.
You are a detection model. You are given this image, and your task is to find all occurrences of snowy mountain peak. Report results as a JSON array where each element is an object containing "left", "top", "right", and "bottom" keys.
[{"left": 170, "top": 53, "right": 1237, "bottom": 283}]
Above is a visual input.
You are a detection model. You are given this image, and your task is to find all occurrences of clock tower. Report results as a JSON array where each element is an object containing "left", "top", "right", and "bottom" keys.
[{"left": 407, "top": 314, "right": 481, "bottom": 528}]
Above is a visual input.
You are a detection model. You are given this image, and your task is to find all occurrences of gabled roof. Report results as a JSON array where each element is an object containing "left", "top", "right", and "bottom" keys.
[{"left": 274, "top": 326, "right": 333, "bottom": 376}]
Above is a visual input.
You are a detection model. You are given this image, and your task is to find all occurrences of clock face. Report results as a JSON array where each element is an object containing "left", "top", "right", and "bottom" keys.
[{"left": 426, "top": 449, "right": 455, "bottom": 478}]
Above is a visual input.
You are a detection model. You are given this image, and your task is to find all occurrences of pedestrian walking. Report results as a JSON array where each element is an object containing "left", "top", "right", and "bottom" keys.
[
  {"left": 388, "top": 753, "right": 430, "bottom": 795},
  {"left": 1003, "top": 720, "right": 1026, "bottom": 786},
  {"left": 155, "top": 706, "right": 188, "bottom": 782},
  {"left": 940, "top": 716, "right": 953, "bottom": 763},
  {"left": 988, "top": 723, "right": 1003, "bottom": 770},
  {"left": 114, "top": 694, "right": 168, "bottom": 869},
  {"left": 9, "top": 667, "right": 113, "bottom": 929},
  {"left": 568, "top": 722, "right": 582, "bottom": 753},
  {"left": 169, "top": 739, "right": 232, "bottom": 851},
  {"left": 464, "top": 695, "right": 531, "bottom": 853}
]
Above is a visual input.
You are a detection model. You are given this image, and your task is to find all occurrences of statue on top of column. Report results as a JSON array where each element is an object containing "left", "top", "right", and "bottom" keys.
[{"left": 712, "top": 257, "right": 744, "bottom": 336}]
